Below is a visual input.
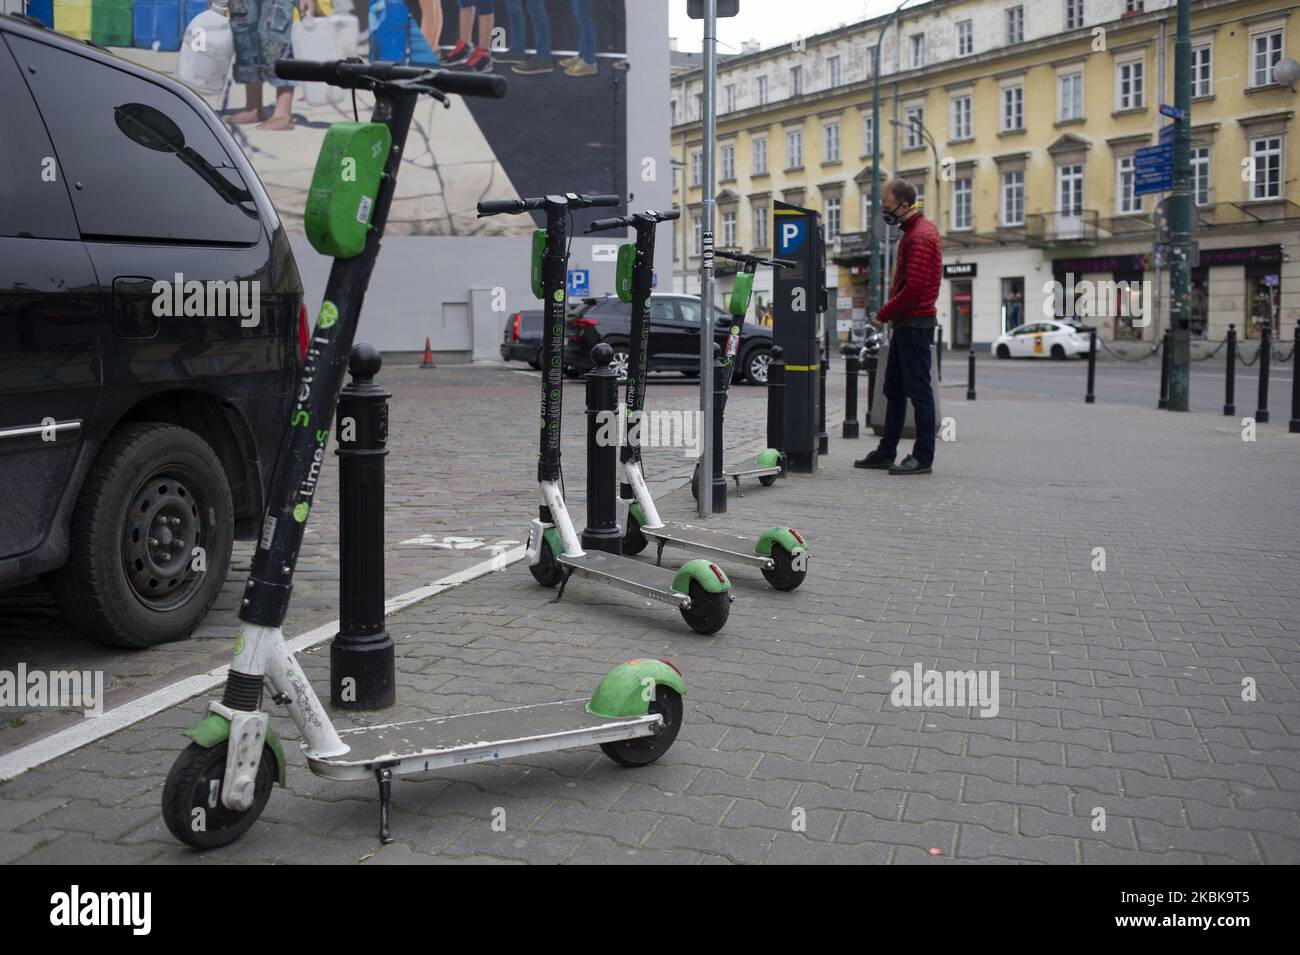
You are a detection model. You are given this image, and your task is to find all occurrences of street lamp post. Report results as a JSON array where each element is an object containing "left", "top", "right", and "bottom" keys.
[{"left": 868, "top": 0, "right": 914, "bottom": 319}]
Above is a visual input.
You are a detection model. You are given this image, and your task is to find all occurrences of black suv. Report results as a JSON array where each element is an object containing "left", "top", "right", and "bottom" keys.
[
  {"left": 0, "top": 15, "right": 305, "bottom": 647},
  {"left": 563, "top": 293, "right": 775, "bottom": 384}
]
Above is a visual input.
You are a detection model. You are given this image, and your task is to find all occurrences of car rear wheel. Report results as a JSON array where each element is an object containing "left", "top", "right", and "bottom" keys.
[
  {"left": 47, "top": 423, "right": 233, "bottom": 648},
  {"left": 1051, "top": 344, "right": 1066, "bottom": 360},
  {"left": 996, "top": 344, "right": 1010, "bottom": 359},
  {"left": 743, "top": 346, "right": 771, "bottom": 385}
]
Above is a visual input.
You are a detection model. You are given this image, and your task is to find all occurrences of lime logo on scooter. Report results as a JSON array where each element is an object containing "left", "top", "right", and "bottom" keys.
[
  {"left": 293, "top": 502, "right": 310, "bottom": 523},
  {"left": 318, "top": 300, "right": 340, "bottom": 329},
  {"left": 553, "top": 289, "right": 564, "bottom": 303}
]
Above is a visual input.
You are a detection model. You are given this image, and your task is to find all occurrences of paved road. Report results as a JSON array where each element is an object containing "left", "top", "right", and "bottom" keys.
[{"left": 1, "top": 367, "right": 1297, "bottom": 864}]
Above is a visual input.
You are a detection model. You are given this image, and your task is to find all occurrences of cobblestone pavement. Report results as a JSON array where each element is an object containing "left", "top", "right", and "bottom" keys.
[{"left": 2, "top": 365, "right": 1298, "bottom": 864}]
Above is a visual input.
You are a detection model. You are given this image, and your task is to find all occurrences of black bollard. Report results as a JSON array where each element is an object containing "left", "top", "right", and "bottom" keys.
[
  {"left": 331, "top": 344, "right": 395, "bottom": 711},
  {"left": 1085, "top": 329, "right": 1097, "bottom": 404},
  {"left": 582, "top": 343, "right": 621, "bottom": 553},
  {"left": 966, "top": 347, "right": 977, "bottom": 402},
  {"left": 1256, "top": 320, "right": 1272, "bottom": 424},
  {"left": 1224, "top": 323, "right": 1237, "bottom": 417},
  {"left": 843, "top": 349, "right": 860, "bottom": 438},
  {"left": 767, "top": 344, "right": 786, "bottom": 469},
  {"left": 1158, "top": 328, "right": 1171, "bottom": 409},
  {"left": 936, "top": 326, "right": 943, "bottom": 383},
  {"left": 1290, "top": 320, "right": 1300, "bottom": 434},
  {"left": 864, "top": 352, "right": 878, "bottom": 419},
  {"left": 710, "top": 343, "right": 728, "bottom": 513},
  {"left": 818, "top": 344, "right": 829, "bottom": 455}
]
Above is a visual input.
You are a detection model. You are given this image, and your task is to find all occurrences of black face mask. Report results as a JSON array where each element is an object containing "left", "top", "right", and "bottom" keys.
[{"left": 881, "top": 202, "right": 906, "bottom": 226}]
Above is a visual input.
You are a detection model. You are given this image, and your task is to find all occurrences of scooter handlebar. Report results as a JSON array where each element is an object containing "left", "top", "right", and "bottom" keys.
[
  {"left": 587, "top": 216, "right": 631, "bottom": 232},
  {"left": 478, "top": 193, "right": 622, "bottom": 218},
  {"left": 273, "top": 59, "right": 507, "bottom": 98}
]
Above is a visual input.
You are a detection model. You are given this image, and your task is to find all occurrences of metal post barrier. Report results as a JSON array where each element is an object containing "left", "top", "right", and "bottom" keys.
[
  {"left": 1085, "top": 329, "right": 1097, "bottom": 404},
  {"left": 1158, "top": 328, "right": 1171, "bottom": 409},
  {"left": 1291, "top": 320, "right": 1300, "bottom": 434},
  {"left": 817, "top": 344, "right": 829, "bottom": 455},
  {"left": 710, "top": 344, "right": 728, "bottom": 512},
  {"left": 581, "top": 345, "right": 621, "bottom": 553},
  {"left": 843, "top": 348, "right": 860, "bottom": 438},
  {"left": 1256, "top": 321, "right": 1272, "bottom": 424},
  {"left": 1223, "top": 323, "right": 1236, "bottom": 417},
  {"left": 966, "top": 347, "right": 976, "bottom": 402},
  {"left": 331, "top": 344, "right": 395, "bottom": 711},
  {"left": 767, "top": 344, "right": 786, "bottom": 464}
]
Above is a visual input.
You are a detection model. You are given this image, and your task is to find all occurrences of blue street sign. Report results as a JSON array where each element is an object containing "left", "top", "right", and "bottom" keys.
[
  {"left": 1159, "top": 103, "right": 1187, "bottom": 121},
  {"left": 1134, "top": 143, "right": 1173, "bottom": 195},
  {"left": 1160, "top": 123, "right": 1174, "bottom": 145},
  {"left": 567, "top": 269, "right": 589, "bottom": 298}
]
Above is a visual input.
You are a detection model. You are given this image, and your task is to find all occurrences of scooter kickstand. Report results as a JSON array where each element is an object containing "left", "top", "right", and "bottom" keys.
[
  {"left": 655, "top": 540, "right": 667, "bottom": 567},
  {"left": 376, "top": 766, "right": 395, "bottom": 844},
  {"left": 733, "top": 475, "right": 744, "bottom": 497},
  {"left": 553, "top": 568, "right": 573, "bottom": 603}
]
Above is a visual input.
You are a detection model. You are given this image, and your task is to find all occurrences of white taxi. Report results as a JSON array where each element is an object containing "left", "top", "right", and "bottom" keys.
[{"left": 992, "top": 321, "right": 1093, "bottom": 360}]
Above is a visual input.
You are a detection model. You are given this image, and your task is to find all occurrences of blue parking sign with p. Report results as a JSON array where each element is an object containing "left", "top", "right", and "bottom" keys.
[
  {"left": 567, "top": 269, "right": 589, "bottom": 297},
  {"left": 777, "top": 218, "right": 806, "bottom": 255}
]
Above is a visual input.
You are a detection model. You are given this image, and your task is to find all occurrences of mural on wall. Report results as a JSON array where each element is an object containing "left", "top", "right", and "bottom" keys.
[{"left": 23, "top": 0, "right": 628, "bottom": 236}]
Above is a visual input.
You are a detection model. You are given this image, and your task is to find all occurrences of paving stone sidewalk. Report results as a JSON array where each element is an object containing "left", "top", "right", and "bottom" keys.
[{"left": 2, "top": 389, "right": 1298, "bottom": 864}]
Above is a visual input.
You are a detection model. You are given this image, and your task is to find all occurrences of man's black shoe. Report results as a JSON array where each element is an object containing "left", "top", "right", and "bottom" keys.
[
  {"left": 889, "top": 455, "right": 932, "bottom": 475},
  {"left": 854, "top": 451, "right": 895, "bottom": 470}
]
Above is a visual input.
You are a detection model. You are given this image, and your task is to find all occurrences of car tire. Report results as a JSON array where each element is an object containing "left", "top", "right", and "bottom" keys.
[
  {"left": 996, "top": 344, "right": 1010, "bottom": 359},
  {"left": 742, "top": 345, "right": 771, "bottom": 385},
  {"left": 1051, "top": 344, "right": 1066, "bottom": 360},
  {"left": 47, "top": 423, "right": 234, "bottom": 648},
  {"left": 529, "top": 348, "right": 542, "bottom": 369}
]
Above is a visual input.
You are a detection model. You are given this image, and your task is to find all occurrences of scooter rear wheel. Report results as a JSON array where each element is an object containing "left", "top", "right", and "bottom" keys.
[
  {"left": 162, "top": 740, "right": 275, "bottom": 850},
  {"left": 679, "top": 579, "right": 730, "bottom": 635},
  {"left": 530, "top": 539, "right": 564, "bottom": 588},
  {"left": 758, "top": 474, "right": 777, "bottom": 487},
  {"left": 761, "top": 545, "right": 806, "bottom": 592},
  {"left": 600, "top": 687, "right": 683, "bottom": 767}
]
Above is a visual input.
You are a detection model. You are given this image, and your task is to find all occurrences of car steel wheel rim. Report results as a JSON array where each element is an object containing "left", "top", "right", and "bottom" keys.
[
  {"left": 612, "top": 351, "right": 629, "bottom": 378},
  {"left": 750, "top": 352, "right": 770, "bottom": 383},
  {"left": 122, "top": 467, "right": 206, "bottom": 611}
]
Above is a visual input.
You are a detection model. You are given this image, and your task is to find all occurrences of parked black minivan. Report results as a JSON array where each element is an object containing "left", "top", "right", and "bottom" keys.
[{"left": 0, "top": 15, "right": 306, "bottom": 647}]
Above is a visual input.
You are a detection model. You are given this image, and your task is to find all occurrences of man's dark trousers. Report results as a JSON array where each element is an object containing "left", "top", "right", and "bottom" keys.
[{"left": 878, "top": 325, "right": 936, "bottom": 465}]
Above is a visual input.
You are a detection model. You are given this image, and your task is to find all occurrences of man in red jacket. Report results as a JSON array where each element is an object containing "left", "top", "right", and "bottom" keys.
[{"left": 855, "top": 179, "right": 942, "bottom": 475}]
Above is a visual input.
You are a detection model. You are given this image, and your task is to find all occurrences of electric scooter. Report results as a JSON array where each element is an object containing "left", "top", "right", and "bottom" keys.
[
  {"left": 585, "top": 213, "right": 808, "bottom": 592},
  {"left": 477, "top": 195, "right": 734, "bottom": 635},
  {"left": 691, "top": 251, "right": 796, "bottom": 497},
  {"left": 162, "top": 59, "right": 686, "bottom": 850}
]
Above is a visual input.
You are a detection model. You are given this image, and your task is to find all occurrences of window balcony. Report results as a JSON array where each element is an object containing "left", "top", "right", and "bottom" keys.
[{"left": 1026, "top": 209, "right": 1100, "bottom": 246}]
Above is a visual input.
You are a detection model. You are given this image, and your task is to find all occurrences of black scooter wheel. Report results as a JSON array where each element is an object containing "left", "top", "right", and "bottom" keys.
[
  {"left": 162, "top": 741, "right": 275, "bottom": 850},
  {"left": 600, "top": 687, "right": 683, "bottom": 767},
  {"left": 761, "top": 545, "right": 807, "bottom": 592},
  {"left": 623, "top": 513, "right": 648, "bottom": 556},
  {"left": 679, "top": 579, "right": 730, "bottom": 635},
  {"left": 689, "top": 469, "right": 699, "bottom": 501},
  {"left": 529, "top": 539, "right": 564, "bottom": 588},
  {"left": 759, "top": 474, "right": 777, "bottom": 487}
]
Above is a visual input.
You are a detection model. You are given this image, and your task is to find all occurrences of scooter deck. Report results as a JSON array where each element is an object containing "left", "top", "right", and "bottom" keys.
[
  {"left": 306, "top": 699, "right": 661, "bottom": 780},
  {"left": 559, "top": 549, "right": 690, "bottom": 607},
  {"left": 722, "top": 462, "right": 782, "bottom": 479},
  {"left": 641, "top": 522, "right": 770, "bottom": 569}
]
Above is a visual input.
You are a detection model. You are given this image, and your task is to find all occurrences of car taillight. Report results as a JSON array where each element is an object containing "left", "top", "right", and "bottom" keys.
[
  {"left": 512, "top": 311, "right": 521, "bottom": 342},
  {"left": 298, "top": 303, "right": 309, "bottom": 362},
  {"left": 572, "top": 317, "right": 600, "bottom": 328}
]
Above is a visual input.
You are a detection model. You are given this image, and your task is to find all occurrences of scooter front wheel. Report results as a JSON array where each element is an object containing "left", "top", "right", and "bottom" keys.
[
  {"left": 162, "top": 741, "right": 275, "bottom": 850},
  {"left": 679, "top": 579, "right": 730, "bottom": 635},
  {"left": 529, "top": 539, "right": 564, "bottom": 587},
  {"left": 600, "top": 687, "right": 683, "bottom": 767},
  {"left": 762, "top": 545, "right": 807, "bottom": 592},
  {"left": 623, "top": 513, "right": 648, "bottom": 556}
]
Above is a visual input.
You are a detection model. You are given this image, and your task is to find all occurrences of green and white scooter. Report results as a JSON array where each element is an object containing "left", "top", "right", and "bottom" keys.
[
  {"left": 691, "top": 250, "right": 797, "bottom": 497},
  {"left": 477, "top": 195, "right": 734, "bottom": 634},
  {"left": 585, "top": 212, "right": 809, "bottom": 591},
  {"left": 161, "top": 60, "right": 686, "bottom": 851}
]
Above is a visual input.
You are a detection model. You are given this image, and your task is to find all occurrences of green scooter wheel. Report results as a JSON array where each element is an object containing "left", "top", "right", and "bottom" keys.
[
  {"left": 679, "top": 579, "right": 730, "bottom": 635},
  {"left": 761, "top": 545, "right": 806, "bottom": 592},
  {"left": 530, "top": 538, "right": 564, "bottom": 588},
  {"left": 600, "top": 687, "right": 683, "bottom": 766},
  {"left": 623, "top": 513, "right": 648, "bottom": 556},
  {"left": 162, "top": 741, "right": 275, "bottom": 850}
]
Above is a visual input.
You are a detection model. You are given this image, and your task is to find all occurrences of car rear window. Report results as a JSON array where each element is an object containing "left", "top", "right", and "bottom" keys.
[{"left": 8, "top": 35, "right": 260, "bottom": 245}]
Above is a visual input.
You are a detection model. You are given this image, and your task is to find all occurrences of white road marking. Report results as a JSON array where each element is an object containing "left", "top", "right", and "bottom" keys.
[{"left": 0, "top": 546, "right": 527, "bottom": 782}]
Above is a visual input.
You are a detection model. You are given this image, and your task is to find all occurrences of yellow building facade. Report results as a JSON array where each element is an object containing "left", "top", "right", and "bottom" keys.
[{"left": 672, "top": 0, "right": 1298, "bottom": 347}]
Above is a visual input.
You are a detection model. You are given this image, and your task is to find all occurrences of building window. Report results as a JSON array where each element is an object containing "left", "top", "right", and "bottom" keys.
[
  {"left": 790, "top": 65, "right": 804, "bottom": 97},
  {"left": 914, "top": 181, "right": 926, "bottom": 211},
  {"left": 823, "top": 121, "right": 841, "bottom": 163},
  {"left": 692, "top": 216, "right": 702, "bottom": 256},
  {"left": 757, "top": 75, "right": 769, "bottom": 105},
  {"left": 905, "top": 106, "right": 924, "bottom": 149},
  {"left": 1191, "top": 43, "right": 1212, "bottom": 98},
  {"left": 1059, "top": 71, "right": 1084, "bottom": 121},
  {"left": 1117, "top": 156, "right": 1140, "bottom": 213},
  {"left": 957, "top": 20, "right": 973, "bottom": 57},
  {"left": 1002, "top": 277, "right": 1026, "bottom": 332},
  {"left": 862, "top": 113, "right": 875, "bottom": 156},
  {"left": 1007, "top": 6, "right": 1024, "bottom": 45},
  {"left": 1117, "top": 59, "right": 1145, "bottom": 109},
  {"left": 828, "top": 54, "right": 842, "bottom": 88},
  {"left": 911, "top": 34, "right": 925, "bottom": 69},
  {"left": 1124, "top": 0, "right": 1144, "bottom": 13},
  {"left": 1251, "top": 31, "right": 1283, "bottom": 87},
  {"left": 786, "top": 128, "right": 803, "bottom": 169},
  {"left": 1002, "top": 84, "right": 1024, "bottom": 131},
  {"left": 825, "top": 196, "right": 841, "bottom": 238},
  {"left": 721, "top": 142, "right": 735, "bottom": 181},
  {"left": 690, "top": 150, "right": 701, "bottom": 187},
  {"left": 753, "top": 136, "right": 768, "bottom": 175},
  {"left": 694, "top": 93, "right": 702, "bottom": 118},
  {"left": 721, "top": 209, "right": 737, "bottom": 247},
  {"left": 1191, "top": 145, "right": 1211, "bottom": 206},
  {"left": 951, "top": 94, "right": 972, "bottom": 140},
  {"left": 1065, "top": 0, "right": 1084, "bottom": 31},
  {"left": 1001, "top": 169, "right": 1024, "bottom": 226},
  {"left": 866, "top": 45, "right": 878, "bottom": 77},
  {"left": 1251, "top": 136, "right": 1282, "bottom": 199},
  {"left": 952, "top": 177, "right": 972, "bottom": 230},
  {"left": 670, "top": 100, "right": 678, "bottom": 125},
  {"left": 724, "top": 84, "right": 736, "bottom": 113},
  {"left": 861, "top": 192, "right": 872, "bottom": 229},
  {"left": 1057, "top": 163, "right": 1085, "bottom": 238},
  {"left": 753, "top": 205, "right": 769, "bottom": 247}
]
